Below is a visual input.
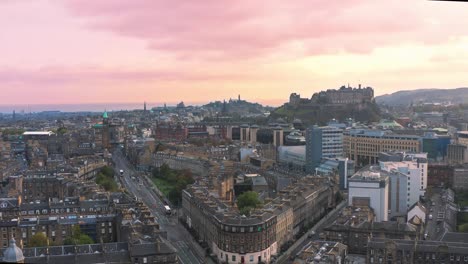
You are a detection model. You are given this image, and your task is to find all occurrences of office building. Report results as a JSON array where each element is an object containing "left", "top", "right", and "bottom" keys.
[
  {"left": 379, "top": 152, "right": 428, "bottom": 211},
  {"left": 316, "top": 157, "right": 355, "bottom": 190},
  {"left": 306, "top": 126, "right": 343, "bottom": 174},
  {"left": 343, "top": 129, "right": 420, "bottom": 167},
  {"left": 277, "top": 146, "right": 306, "bottom": 169}
]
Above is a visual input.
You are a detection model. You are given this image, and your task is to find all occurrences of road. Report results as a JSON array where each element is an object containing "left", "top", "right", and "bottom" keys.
[
  {"left": 424, "top": 189, "right": 455, "bottom": 241},
  {"left": 282, "top": 201, "right": 347, "bottom": 263},
  {"left": 112, "top": 149, "right": 206, "bottom": 264}
]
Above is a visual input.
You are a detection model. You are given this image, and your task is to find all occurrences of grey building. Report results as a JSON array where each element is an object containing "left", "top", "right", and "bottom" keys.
[{"left": 306, "top": 126, "right": 343, "bottom": 174}]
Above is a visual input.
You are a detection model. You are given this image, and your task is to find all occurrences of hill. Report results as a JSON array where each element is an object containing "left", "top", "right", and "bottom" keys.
[
  {"left": 376, "top": 88, "right": 468, "bottom": 106},
  {"left": 270, "top": 101, "right": 381, "bottom": 126},
  {"left": 203, "top": 99, "right": 273, "bottom": 116}
]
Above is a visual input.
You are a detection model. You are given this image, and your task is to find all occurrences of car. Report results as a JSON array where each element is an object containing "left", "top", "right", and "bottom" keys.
[
  {"left": 308, "top": 231, "right": 316, "bottom": 238},
  {"left": 428, "top": 214, "right": 433, "bottom": 220}
]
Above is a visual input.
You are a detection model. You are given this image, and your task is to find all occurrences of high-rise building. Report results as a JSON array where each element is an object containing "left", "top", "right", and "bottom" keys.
[
  {"left": 305, "top": 126, "right": 343, "bottom": 174},
  {"left": 348, "top": 169, "right": 389, "bottom": 222},
  {"left": 379, "top": 152, "right": 428, "bottom": 210}
]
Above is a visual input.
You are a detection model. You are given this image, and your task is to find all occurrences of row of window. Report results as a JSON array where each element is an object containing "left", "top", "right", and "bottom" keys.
[{"left": 20, "top": 207, "right": 108, "bottom": 215}]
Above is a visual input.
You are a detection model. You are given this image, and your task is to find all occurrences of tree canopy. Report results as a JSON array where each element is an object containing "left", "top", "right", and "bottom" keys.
[
  {"left": 64, "top": 225, "right": 94, "bottom": 245},
  {"left": 29, "top": 232, "right": 48, "bottom": 247},
  {"left": 237, "top": 191, "right": 262, "bottom": 216},
  {"left": 95, "top": 166, "right": 118, "bottom": 192}
]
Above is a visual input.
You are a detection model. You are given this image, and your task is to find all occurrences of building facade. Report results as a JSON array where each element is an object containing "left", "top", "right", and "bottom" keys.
[
  {"left": 348, "top": 169, "right": 389, "bottom": 222},
  {"left": 306, "top": 126, "right": 343, "bottom": 174},
  {"left": 343, "top": 129, "right": 421, "bottom": 167}
]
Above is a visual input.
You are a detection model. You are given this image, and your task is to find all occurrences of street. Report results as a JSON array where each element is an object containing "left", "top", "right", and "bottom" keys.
[
  {"left": 282, "top": 201, "right": 347, "bottom": 264},
  {"left": 112, "top": 149, "right": 206, "bottom": 264}
]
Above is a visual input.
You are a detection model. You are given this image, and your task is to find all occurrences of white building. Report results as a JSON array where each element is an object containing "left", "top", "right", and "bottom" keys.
[
  {"left": 348, "top": 170, "right": 389, "bottom": 222},
  {"left": 407, "top": 202, "right": 427, "bottom": 224},
  {"left": 379, "top": 152, "right": 428, "bottom": 211}
]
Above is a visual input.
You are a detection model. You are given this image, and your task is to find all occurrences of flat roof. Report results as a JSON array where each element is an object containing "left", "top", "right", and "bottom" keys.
[{"left": 23, "top": 131, "right": 54, "bottom": 136}]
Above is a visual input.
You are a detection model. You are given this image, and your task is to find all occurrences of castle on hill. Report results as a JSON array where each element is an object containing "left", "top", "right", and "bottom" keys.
[{"left": 289, "top": 84, "right": 374, "bottom": 107}]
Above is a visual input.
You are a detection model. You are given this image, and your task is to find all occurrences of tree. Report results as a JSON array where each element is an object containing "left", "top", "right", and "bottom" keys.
[
  {"left": 57, "top": 127, "right": 68, "bottom": 135},
  {"left": 100, "top": 166, "right": 114, "bottom": 177},
  {"left": 237, "top": 191, "right": 262, "bottom": 216},
  {"left": 29, "top": 232, "right": 48, "bottom": 247},
  {"left": 64, "top": 225, "right": 95, "bottom": 245}
]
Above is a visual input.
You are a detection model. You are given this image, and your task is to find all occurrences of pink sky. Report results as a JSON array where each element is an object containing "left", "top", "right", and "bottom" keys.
[{"left": 1, "top": 0, "right": 468, "bottom": 106}]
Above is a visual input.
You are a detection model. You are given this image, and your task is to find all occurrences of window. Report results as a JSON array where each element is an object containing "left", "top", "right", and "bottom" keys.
[
  {"left": 101, "top": 229, "right": 105, "bottom": 234},
  {"left": 143, "top": 257, "right": 147, "bottom": 264},
  {"left": 232, "top": 255, "right": 236, "bottom": 261},
  {"left": 109, "top": 228, "right": 112, "bottom": 233},
  {"left": 52, "top": 231, "right": 55, "bottom": 236},
  {"left": 250, "top": 255, "right": 254, "bottom": 262}
]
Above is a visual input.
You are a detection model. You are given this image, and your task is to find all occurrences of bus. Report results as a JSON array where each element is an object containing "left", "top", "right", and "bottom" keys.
[{"left": 164, "top": 205, "right": 171, "bottom": 215}]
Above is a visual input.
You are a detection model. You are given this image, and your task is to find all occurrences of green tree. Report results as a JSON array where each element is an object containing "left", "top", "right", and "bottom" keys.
[
  {"left": 64, "top": 225, "right": 94, "bottom": 245},
  {"left": 160, "top": 163, "right": 171, "bottom": 176},
  {"left": 100, "top": 166, "right": 114, "bottom": 177},
  {"left": 29, "top": 232, "right": 48, "bottom": 247},
  {"left": 57, "top": 127, "right": 68, "bottom": 135},
  {"left": 237, "top": 191, "right": 262, "bottom": 216}
]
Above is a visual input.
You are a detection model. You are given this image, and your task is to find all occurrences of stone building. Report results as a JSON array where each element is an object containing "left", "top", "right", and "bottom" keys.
[
  {"left": 181, "top": 176, "right": 335, "bottom": 264},
  {"left": 367, "top": 237, "right": 468, "bottom": 264}
]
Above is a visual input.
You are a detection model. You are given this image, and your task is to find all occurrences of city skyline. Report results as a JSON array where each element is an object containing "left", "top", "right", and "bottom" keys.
[{"left": 1, "top": 0, "right": 468, "bottom": 105}]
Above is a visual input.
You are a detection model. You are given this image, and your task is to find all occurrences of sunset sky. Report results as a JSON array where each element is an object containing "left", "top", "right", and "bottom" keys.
[{"left": 1, "top": 0, "right": 468, "bottom": 106}]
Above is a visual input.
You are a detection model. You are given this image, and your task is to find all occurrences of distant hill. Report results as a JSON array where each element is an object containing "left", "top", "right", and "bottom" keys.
[
  {"left": 376, "top": 88, "right": 468, "bottom": 106},
  {"left": 203, "top": 100, "right": 273, "bottom": 115}
]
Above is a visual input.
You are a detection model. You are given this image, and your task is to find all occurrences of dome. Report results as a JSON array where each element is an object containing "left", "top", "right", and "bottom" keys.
[{"left": 3, "top": 238, "right": 24, "bottom": 263}]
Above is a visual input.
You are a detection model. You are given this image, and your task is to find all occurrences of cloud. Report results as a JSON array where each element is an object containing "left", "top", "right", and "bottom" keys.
[
  {"left": 0, "top": 66, "right": 259, "bottom": 86},
  {"left": 62, "top": 0, "right": 463, "bottom": 60}
]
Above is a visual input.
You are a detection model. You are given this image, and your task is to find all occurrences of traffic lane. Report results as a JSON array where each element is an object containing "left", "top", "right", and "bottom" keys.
[{"left": 113, "top": 150, "right": 204, "bottom": 264}]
